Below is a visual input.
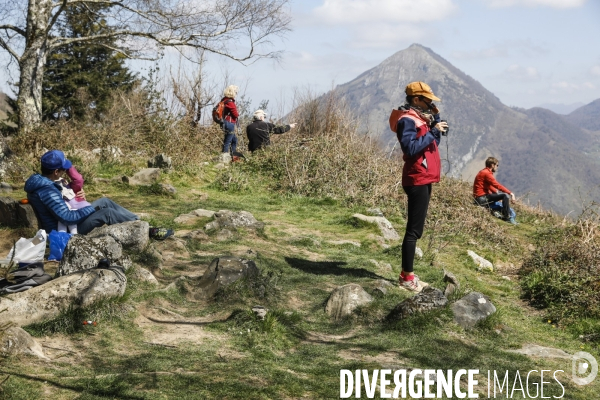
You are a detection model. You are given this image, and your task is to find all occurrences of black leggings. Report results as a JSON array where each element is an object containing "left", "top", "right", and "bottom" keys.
[{"left": 402, "top": 184, "right": 432, "bottom": 273}]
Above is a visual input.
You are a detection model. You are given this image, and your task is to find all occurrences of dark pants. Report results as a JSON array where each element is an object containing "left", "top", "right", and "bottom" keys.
[
  {"left": 78, "top": 197, "right": 139, "bottom": 235},
  {"left": 402, "top": 184, "right": 432, "bottom": 273},
  {"left": 475, "top": 192, "right": 511, "bottom": 219},
  {"left": 222, "top": 121, "right": 237, "bottom": 153}
]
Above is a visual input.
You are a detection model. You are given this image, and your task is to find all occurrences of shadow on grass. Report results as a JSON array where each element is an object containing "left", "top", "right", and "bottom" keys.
[{"left": 285, "top": 257, "right": 386, "bottom": 280}]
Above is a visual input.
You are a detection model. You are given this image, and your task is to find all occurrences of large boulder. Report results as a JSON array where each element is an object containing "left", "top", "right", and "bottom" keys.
[
  {"left": 0, "top": 268, "right": 127, "bottom": 327},
  {"left": 325, "top": 283, "right": 373, "bottom": 320},
  {"left": 57, "top": 235, "right": 122, "bottom": 277},
  {"left": 193, "top": 257, "right": 259, "bottom": 300},
  {"left": 451, "top": 292, "right": 497, "bottom": 329},
  {"left": 87, "top": 220, "right": 149, "bottom": 252},
  {"left": 387, "top": 287, "right": 448, "bottom": 321},
  {"left": 0, "top": 197, "right": 39, "bottom": 229},
  {"left": 204, "top": 210, "right": 264, "bottom": 231},
  {"left": 352, "top": 214, "right": 400, "bottom": 241},
  {"left": 0, "top": 326, "right": 47, "bottom": 359}
]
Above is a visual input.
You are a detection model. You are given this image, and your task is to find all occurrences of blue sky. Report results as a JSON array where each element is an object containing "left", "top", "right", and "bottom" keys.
[
  {"left": 2, "top": 0, "right": 599, "bottom": 116},
  {"left": 196, "top": 0, "right": 600, "bottom": 116}
]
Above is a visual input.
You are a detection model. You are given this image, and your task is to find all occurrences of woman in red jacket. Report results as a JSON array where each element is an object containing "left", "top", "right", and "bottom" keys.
[
  {"left": 221, "top": 85, "right": 239, "bottom": 155},
  {"left": 390, "top": 82, "right": 448, "bottom": 292}
]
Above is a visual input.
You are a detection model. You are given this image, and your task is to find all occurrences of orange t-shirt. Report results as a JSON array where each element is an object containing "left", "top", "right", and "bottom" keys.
[{"left": 473, "top": 168, "right": 511, "bottom": 197}]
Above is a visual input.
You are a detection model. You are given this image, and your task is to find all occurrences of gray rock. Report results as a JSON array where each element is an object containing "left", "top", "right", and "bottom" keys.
[
  {"left": 467, "top": 250, "right": 493, "bottom": 271},
  {"left": 130, "top": 266, "right": 159, "bottom": 285},
  {"left": 352, "top": 214, "right": 400, "bottom": 240},
  {"left": 0, "top": 326, "right": 47, "bottom": 359},
  {"left": 252, "top": 306, "right": 268, "bottom": 320},
  {"left": 148, "top": 153, "right": 172, "bottom": 170},
  {"left": 193, "top": 257, "right": 259, "bottom": 300},
  {"left": 325, "top": 283, "right": 373, "bottom": 320},
  {"left": 181, "top": 230, "right": 210, "bottom": 241},
  {"left": 57, "top": 235, "right": 123, "bottom": 277},
  {"left": 92, "top": 146, "right": 123, "bottom": 158},
  {"left": 218, "top": 153, "right": 232, "bottom": 163},
  {"left": 0, "top": 181, "right": 12, "bottom": 193},
  {"left": 216, "top": 229, "right": 236, "bottom": 241},
  {"left": 506, "top": 344, "right": 572, "bottom": 359},
  {"left": 87, "top": 220, "right": 149, "bottom": 252},
  {"left": 174, "top": 209, "right": 215, "bottom": 225},
  {"left": 0, "top": 197, "right": 40, "bottom": 229},
  {"left": 205, "top": 210, "right": 264, "bottom": 231},
  {"left": 415, "top": 247, "right": 424, "bottom": 259},
  {"left": 0, "top": 268, "right": 127, "bottom": 327},
  {"left": 160, "top": 183, "right": 177, "bottom": 194},
  {"left": 329, "top": 240, "right": 361, "bottom": 247},
  {"left": 122, "top": 168, "right": 161, "bottom": 186},
  {"left": 366, "top": 207, "right": 384, "bottom": 217},
  {"left": 372, "top": 286, "right": 387, "bottom": 297},
  {"left": 443, "top": 269, "right": 460, "bottom": 297},
  {"left": 387, "top": 287, "right": 448, "bottom": 321},
  {"left": 153, "top": 237, "right": 190, "bottom": 261},
  {"left": 192, "top": 209, "right": 216, "bottom": 218},
  {"left": 451, "top": 292, "right": 497, "bottom": 329}
]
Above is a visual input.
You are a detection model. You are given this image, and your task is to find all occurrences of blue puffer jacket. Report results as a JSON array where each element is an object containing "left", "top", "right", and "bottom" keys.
[{"left": 24, "top": 174, "right": 95, "bottom": 233}]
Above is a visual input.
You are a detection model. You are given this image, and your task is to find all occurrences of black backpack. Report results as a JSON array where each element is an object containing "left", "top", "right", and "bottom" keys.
[{"left": 0, "top": 263, "right": 52, "bottom": 294}]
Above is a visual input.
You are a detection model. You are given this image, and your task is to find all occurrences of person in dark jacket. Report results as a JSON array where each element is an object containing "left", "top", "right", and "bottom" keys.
[
  {"left": 390, "top": 82, "right": 448, "bottom": 292},
  {"left": 25, "top": 150, "right": 140, "bottom": 235},
  {"left": 246, "top": 109, "right": 296, "bottom": 152},
  {"left": 221, "top": 85, "right": 240, "bottom": 155}
]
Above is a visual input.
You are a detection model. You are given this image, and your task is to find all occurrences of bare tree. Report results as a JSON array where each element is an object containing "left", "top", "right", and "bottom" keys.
[{"left": 0, "top": 0, "right": 291, "bottom": 132}]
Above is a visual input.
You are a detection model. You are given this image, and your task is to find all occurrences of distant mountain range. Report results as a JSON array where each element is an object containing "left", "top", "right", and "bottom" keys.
[
  {"left": 536, "top": 102, "right": 585, "bottom": 115},
  {"left": 333, "top": 44, "right": 600, "bottom": 215}
]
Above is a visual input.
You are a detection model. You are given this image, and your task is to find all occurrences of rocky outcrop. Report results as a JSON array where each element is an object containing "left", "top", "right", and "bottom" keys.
[
  {"left": 193, "top": 257, "right": 259, "bottom": 300},
  {"left": 387, "top": 287, "right": 448, "bottom": 321},
  {"left": 451, "top": 292, "right": 496, "bottom": 329},
  {"left": 87, "top": 220, "right": 149, "bottom": 252},
  {"left": 0, "top": 268, "right": 127, "bottom": 327},
  {"left": 148, "top": 153, "right": 172, "bottom": 170},
  {"left": 325, "top": 284, "right": 373, "bottom": 320},
  {"left": 57, "top": 235, "right": 123, "bottom": 277},
  {"left": 122, "top": 168, "right": 160, "bottom": 186}
]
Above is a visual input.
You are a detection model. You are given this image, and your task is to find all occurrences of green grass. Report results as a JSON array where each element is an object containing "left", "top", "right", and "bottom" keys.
[{"left": 1, "top": 159, "right": 599, "bottom": 399}]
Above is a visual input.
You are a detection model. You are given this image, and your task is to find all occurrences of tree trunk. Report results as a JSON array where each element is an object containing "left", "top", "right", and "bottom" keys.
[{"left": 17, "top": 0, "right": 53, "bottom": 133}]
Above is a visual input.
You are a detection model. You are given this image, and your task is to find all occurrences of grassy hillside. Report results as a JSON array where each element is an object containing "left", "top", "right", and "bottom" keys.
[{"left": 1, "top": 92, "right": 599, "bottom": 399}]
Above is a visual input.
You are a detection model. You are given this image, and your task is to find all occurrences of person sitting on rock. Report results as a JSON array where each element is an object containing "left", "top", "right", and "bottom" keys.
[
  {"left": 25, "top": 150, "right": 142, "bottom": 235},
  {"left": 473, "top": 157, "right": 517, "bottom": 225},
  {"left": 246, "top": 109, "right": 297, "bottom": 152}
]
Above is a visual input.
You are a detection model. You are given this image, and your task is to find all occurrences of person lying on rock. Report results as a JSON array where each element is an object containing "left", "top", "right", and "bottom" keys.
[{"left": 25, "top": 150, "right": 141, "bottom": 235}]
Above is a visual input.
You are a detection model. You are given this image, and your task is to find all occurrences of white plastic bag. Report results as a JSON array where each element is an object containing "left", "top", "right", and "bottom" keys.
[{"left": 6, "top": 229, "right": 47, "bottom": 263}]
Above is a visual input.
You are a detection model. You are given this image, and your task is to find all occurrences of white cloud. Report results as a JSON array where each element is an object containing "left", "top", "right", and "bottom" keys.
[
  {"left": 591, "top": 65, "right": 600, "bottom": 76},
  {"left": 312, "top": 0, "right": 456, "bottom": 25},
  {"left": 504, "top": 64, "right": 539, "bottom": 81},
  {"left": 483, "top": 0, "right": 587, "bottom": 8},
  {"left": 551, "top": 81, "right": 596, "bottom": 92}
]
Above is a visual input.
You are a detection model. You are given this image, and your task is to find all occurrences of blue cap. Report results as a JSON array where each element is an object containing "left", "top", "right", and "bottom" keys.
[{"left": 40, "top": 150, "right": 72, "bottom": 170}]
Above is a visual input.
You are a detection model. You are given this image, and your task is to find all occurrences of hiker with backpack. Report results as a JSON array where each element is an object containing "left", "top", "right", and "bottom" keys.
[
  {"left": 246, "top": 109, "right": 297, "bottom": 152},
  {"left": 389, "top": 82, "right": 448, "bottom": 292},
  {"left": 214, "top": 85, "right": 240, "bottom": 156},
  {"left": 473, "top": 157, "right": 518, "bottom": 225}
]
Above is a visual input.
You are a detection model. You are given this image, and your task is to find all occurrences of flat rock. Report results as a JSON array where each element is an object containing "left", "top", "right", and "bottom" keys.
[
  {"left": 193, "top": 257, "right": 259, "bottom": 300},
  {"left": 87, "top": 220, "right": 149, "bottom": 252},
  {"left": 451, "top": 292, "right": 496, "bottom": 329},
  {"left": 352, "top": 213, "right": 400, "bottom": 241},
  {"left": 130, "top": 266, "right": 159, "bottom": 285},
  {"left": 153, "top": 236, "right": 190, "bottom": 261},
  {"left": 329, "top": 240, "right": 361, "bottom": 247},
  {"left": 0, "top": 326, "right": 47, "bottom": 359},
  {"left": 0, "top": 197, "right": 40, "bottom": 229},
  {"left": 205, "top": 210, "right": 264, "bottom": 231},
  {"left": 507, "top": 344, "right": 572, "bottom": 359},
  {"left": 467, "top": 250, "right": 493, "bottom": 271},
  {"left": 0, "top": 268, "right": 127, "bottom": 327},
  {"left": 387, "top": 287, "right": 448, "bottom": 321},
  {"left": 325, "top": 283, "right": 373, "bottom": 320}
]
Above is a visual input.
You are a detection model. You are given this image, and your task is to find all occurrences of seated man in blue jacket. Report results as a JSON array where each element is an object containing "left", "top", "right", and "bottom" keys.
[{"left": 25, "top": 150, "right": 140, "bottom": 235}]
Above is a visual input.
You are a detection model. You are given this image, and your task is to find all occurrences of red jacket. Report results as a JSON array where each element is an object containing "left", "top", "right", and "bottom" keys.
[
  {"left": 222, "top": 97, "right": 239, "bottom": 123},
  {"left": 394, "top": 109, "right": 441, "bottom": 186},
  {"left": 473, "top": 168, "right": 511, "bottom": 197}
]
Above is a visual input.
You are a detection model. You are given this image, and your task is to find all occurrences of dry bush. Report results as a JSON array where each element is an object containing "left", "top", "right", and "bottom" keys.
[
  {"left": 521, "top": 202, "right": 600, "bottom": 322},
  {"left": 9, "top": 88, "right": 224, "bottom": 170}
]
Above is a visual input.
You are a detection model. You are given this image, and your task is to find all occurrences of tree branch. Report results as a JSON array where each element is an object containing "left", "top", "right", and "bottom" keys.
[
  {"left": 0, "top": 36, "right": 20, "bottom": 62},
  {"left": 0, "top": 24, "right": 27, "bottom": 37}
]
